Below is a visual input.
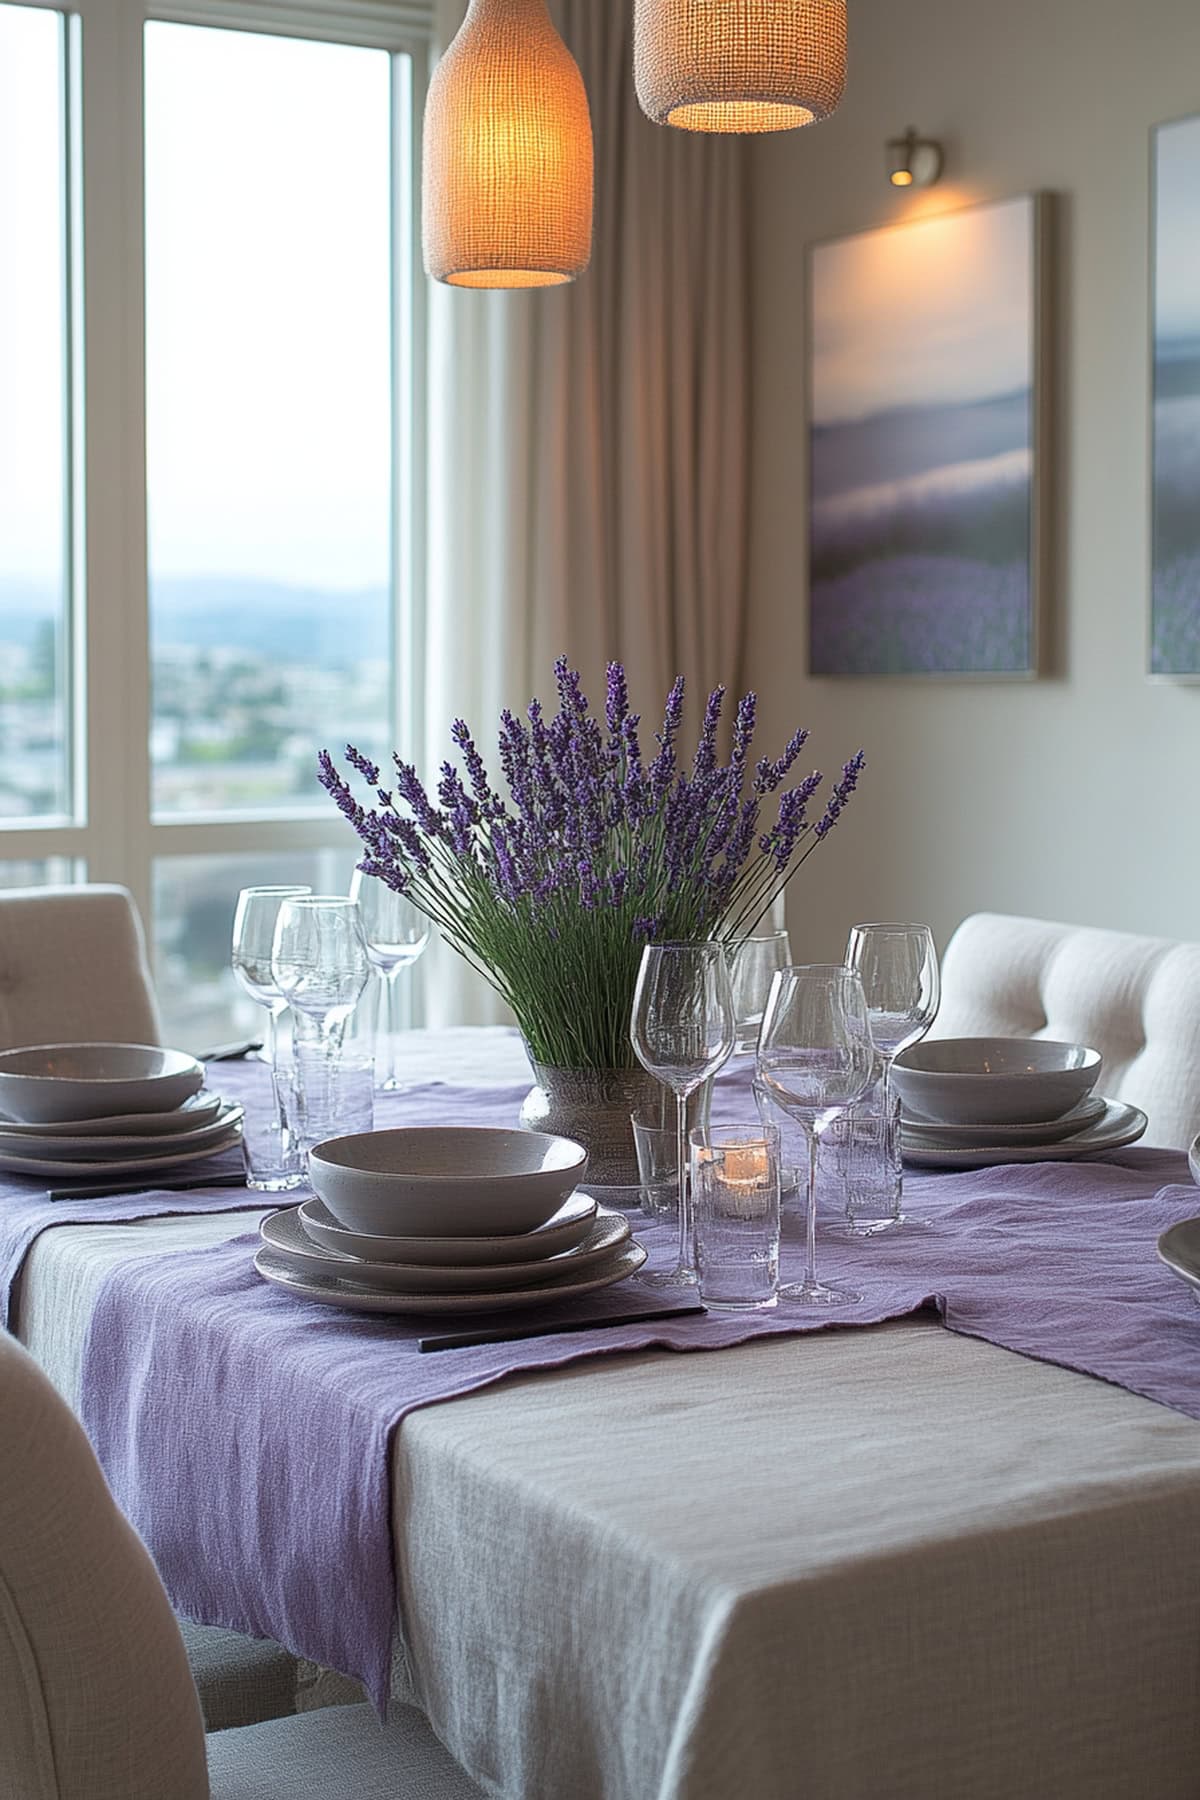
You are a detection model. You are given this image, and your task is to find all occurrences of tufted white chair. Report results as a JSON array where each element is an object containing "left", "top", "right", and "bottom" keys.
[
  {"left": 0, "top": 884, "right": 162, "bottom": 1050},
  {"left": 932, "top": 913, "right": 1200, "bottom": 1150},
  {"left": 0, "top": 1326, "right": 485, "bottom": 1800}
]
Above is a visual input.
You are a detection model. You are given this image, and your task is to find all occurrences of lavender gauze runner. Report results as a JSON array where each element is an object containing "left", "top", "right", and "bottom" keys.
[{"left": 75, "top": 1054, "right": 1200, "bottom": 1712}]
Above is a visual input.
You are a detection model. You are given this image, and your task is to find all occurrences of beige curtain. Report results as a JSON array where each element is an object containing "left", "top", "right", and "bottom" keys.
[{"left": 420, "top": 0, "right": 752, "bottom": 1025}]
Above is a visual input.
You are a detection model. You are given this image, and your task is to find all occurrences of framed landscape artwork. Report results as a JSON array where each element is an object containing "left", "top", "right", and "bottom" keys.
[
  {"left": 1152, "top": 115, "right": 1200, "bottom": 678},
  {"left": 808, "top": 194, "right": 1046, "bottom": 677}
]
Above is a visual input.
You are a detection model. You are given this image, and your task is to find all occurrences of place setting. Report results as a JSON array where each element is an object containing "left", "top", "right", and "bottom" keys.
[
  {"left": 254, "top": 1124, "right": 649, "bottom": 1319},
  {"left": 0, "top": 1042, "right": 245, "bottom": 1186},
  {"left": 893, "top": 1037, "right": 1148, "bottom": 1169}
]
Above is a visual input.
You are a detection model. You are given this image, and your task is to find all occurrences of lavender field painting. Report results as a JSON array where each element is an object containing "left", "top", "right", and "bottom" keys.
[
  {"left": 1152, "top": 116, "right": 1200, "bottom": 676},
  {"left": 809, "top": 197, "right": 1040, "bottom": 676}
]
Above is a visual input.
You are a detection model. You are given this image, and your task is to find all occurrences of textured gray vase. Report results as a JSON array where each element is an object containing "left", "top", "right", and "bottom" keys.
[{"left": 519, "top": 1061, "right": 662, "bottom": 1187}]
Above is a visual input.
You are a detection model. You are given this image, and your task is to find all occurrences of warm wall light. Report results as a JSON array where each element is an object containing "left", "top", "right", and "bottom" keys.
[
  {"left": 634, "top": 0, "right": 847, "bottom": 134},
  {"left": 422, "top": 0, "right": 594, "bottom": 289},
  {"left": 887, "top": 126, "right": 944, "bottom": 189}
]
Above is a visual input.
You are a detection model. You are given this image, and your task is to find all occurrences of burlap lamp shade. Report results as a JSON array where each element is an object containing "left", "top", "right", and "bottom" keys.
[
  {"left": 423, "top": 0, "right": 594, "bottom": 288},
  {"left": 634, "top": 0, "right": 847, "bottom": 133}
]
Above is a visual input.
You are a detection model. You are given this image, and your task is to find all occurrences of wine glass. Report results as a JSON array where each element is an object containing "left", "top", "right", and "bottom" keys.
[
  {"left": 846, "top": 923, "right": 940, "bottom": 1224},
  {"left": 727, "top": 928, "right": 793, "bottom": 1056},
  {"left": 231, "top": 885, "right": 312, "bottom": 1190},
  {"left": 630, "top": 942, "right": 735, "bottom": 1289},
  {"left": 756, "top": 965, "right": 875, "bottom": 1306},
  {"left": 349, "top": 869, "right": 432, "bottom": 1091},
  {"left": 271, "top": 896, "right": 371, "bottom": 1148}
]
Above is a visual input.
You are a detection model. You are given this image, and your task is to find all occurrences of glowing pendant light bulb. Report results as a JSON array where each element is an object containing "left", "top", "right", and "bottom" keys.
[
  {"left": 423, "top": 0, "right": 594, "bottom": 288},
  {"left": 634, "top": 0, "right": 848, "bottom": 134}
]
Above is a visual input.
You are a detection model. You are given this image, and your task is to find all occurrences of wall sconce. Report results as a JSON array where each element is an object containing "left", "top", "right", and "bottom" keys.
[{"left": 886, "top": 127, "right": 944, "bottom": 189}]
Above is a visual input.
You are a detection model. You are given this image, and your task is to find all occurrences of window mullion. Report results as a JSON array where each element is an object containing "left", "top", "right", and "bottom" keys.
[{"left": 77, "top": 0, "right": 152, "bottom": 925}]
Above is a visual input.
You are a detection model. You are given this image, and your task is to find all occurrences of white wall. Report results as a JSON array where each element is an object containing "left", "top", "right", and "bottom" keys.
[{"left": 746, "top": 0, "right": 1200, "bottom": 963}]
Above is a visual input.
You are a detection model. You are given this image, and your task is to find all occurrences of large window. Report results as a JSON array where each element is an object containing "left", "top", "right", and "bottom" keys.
[{"left": 0, "top": 0, "right": 429, "bottom": 1048}]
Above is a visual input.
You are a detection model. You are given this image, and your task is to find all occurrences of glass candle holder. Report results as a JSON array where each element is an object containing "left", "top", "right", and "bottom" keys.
[{"left": 689, "top": 1124, "right": 781, "bottom": 1311}]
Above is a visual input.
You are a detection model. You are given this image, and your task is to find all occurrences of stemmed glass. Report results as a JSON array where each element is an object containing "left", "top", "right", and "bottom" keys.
[
  {"left": 349, "top": 869, "right": 432, "bottom": 1091},
  {"left": 846, "top": 922, "right": 940, "bottom": 1221},
  {"left": 757, "top": 965, "right": 875, "bottom": 1306},
  {"left": 271, "top": 896, "right": 371, "bottom": 1148},
  {"left": 630, "top": 942, "right": 736, "bottom": 1289},
  {"left": 231, "top": 885, "right": 312, "bottom": 1190},
  {"left": 727, "top": 928, "right": 793, "bottom": 1056}
]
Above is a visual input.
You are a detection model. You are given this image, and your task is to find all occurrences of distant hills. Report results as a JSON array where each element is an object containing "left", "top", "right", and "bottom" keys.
[{"left": 0, "top": 576, "right": 391, "bottom": 663}]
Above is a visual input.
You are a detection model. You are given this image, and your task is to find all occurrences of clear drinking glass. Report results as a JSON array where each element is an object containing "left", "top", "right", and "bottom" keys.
[
  {"left": 757, "top": 964, "right": 875, "bottom": 1307},
  {"left": 231, "top": 884, "right": 312, "bottom": 1189},
  {"left": 845, "top": 923, "right": 940, "bottom": 1229},
  {"left": 630, "top": 943, "right": 736, "bottom": 1288},
  {"left": 271, "top": 896, "right": 371, "bottom": 1149},
  {"left": 690, "top": 1124, "right": 781, "bottom": 1311},
  {"left": 727, "top": 929, "right": 793, "bottom": 1056},
  {"left": 349, "top": 868, "right": 432, "bottom": 1091}
]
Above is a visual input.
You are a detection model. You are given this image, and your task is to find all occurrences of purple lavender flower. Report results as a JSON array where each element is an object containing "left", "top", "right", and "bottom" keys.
[
  {"left": 647, "top": 676, "right": 685, "bottom": 804},
  {"left": 691, "top": 686, "right": 725, "bottom": 783},
  {"left": 754, "top": 725, "right": 810, "bottom": 796},
  {"left": 814, "top": 751, "right": 866, "bottom": 839}
]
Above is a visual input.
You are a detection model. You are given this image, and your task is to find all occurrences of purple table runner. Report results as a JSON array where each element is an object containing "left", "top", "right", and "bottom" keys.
[{"left": 75, "top": 1090, "right": 1200, "bottom": 1710}]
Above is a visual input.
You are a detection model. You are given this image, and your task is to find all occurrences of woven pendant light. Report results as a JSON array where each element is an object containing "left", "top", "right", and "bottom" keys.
[
  {"left": 634, "top": 0, "right": 847, "bottom": 134},
  {"left": 423, "top": 0, "right": 593, "bottom": 288}
]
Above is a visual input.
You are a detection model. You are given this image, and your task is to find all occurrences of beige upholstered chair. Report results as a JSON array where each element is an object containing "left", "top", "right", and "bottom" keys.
[
  {"left": 932, "top": 912, "right": 1200, "bottom": 1151},
  {"left": 0, "top": 884, "right": 162, "bottom": 1050},
  {"left": 0, "top": 881, "right": 304, "bottom": 1727},
  {"left": 0, "top": 1327, "right": 484, "bottom": 1800}
]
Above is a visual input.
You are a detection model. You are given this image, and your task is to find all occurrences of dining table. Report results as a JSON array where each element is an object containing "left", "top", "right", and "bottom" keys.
[{"left": 12, "top": 1026, "right": 1200, "bottom": 1800}]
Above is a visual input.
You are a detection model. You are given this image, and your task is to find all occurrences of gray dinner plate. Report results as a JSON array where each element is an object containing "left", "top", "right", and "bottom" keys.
[
  {"left": 0, "top": 1124, "right": 243, "bottom": 1180},
  {"left": 1189, "top": 1135, "right": 1200, "bottom": 1188},
  {"left": 254, "top": 1237, "right": 647, "bottom": 1315},
  {"left": 297, "top": 1191, "right": 599, "bottom": 1266},
  {"left": 901, "top": 1100, "right": 1147, "bottom": 1169},
  {"left": 0, "top": 1089, "right": 226, "bottom": 1138},
  {"left": 1157, "top": 1216, "right": 1200, "bottom": 1300},
  {"left": 0, "top": 1102, "right": 244, "bottom": 1162},
  {"left": 901, "top": 1092, "right": 1108, "bottom": 1148},
  {"left": 262, "top": 1203, "right": 631, "bottom": 1295}
]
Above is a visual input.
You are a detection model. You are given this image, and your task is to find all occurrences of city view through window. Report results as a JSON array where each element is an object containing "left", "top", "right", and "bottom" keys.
[
  {"left": 0, "top": 6, "right": 415, "bottom": 1045},
  {"left": 145, "top": 22, "right": 394, "bottom": 820}
]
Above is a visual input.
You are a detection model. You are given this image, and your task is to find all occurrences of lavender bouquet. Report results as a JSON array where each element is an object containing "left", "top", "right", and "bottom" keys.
[{"left": 319, "top": 659, "right": 864, "bottom": 1072}]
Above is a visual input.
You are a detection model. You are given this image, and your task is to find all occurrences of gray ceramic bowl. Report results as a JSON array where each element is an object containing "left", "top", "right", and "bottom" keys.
[
  {"left": 307, "top": 1126, "right": 589, "bottom": 1238},
  {"left": 891, "top": 1037, "right": 1102, "bottom": 1128},
  {"left": 0, "top": 1043, "right": 205, "bottom": 1126}
]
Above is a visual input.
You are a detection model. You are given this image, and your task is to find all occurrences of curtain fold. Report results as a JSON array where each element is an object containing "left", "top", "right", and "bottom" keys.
[{"left": 420, "top": 0, "right": 752, "bottom": 1025}]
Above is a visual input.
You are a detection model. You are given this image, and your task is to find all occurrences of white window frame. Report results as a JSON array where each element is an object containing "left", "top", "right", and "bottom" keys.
[{"left": 1, "top": 0, "right": 430, "bottom": 941}]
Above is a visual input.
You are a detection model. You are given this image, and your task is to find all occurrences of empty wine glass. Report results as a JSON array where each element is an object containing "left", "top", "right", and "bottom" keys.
[
  {"left": 727, "top": 928, "right": 793, "bottom": 1055},
  {"left": 846, "top": 923, "right": 940, "bottom": 1226},
  {"left": 630, "top": 942, "right": 735, "bottom": 1289},
  {"left": 757, "top": 965, "right": 875, "bottom": 1306},
  {"left": 231, "top": 884, "right": 312, "bottom": 1190},
  {"left": 349, "top": 868, "right": 432, "bottom": 1091},
  {"left": 272, "top": 896, "right": 371, "bottom": 1149}
]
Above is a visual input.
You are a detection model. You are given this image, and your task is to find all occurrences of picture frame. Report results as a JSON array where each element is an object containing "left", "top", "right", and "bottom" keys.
[
  {"left": 1150, "top": 113, "right": 1200, "bottom": 680},
  {"left": 806, "top": 193, "right": 1050, "bottom": 679}
]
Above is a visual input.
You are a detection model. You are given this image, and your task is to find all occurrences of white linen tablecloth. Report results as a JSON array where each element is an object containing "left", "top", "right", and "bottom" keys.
[{"left": 17, "top": 1030, "right": 1200, "bottom": 1799}]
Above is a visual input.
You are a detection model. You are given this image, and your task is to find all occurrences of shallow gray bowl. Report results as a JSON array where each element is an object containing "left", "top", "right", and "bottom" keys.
[
  {"left": 307, "top": 1126, "right": 589, "bottom": 1238},
  {"left": 891, "top": 1037, "right": 1102, "bottom": 1128},
  {"left": 0, "top": 1042, "right": 205, "bottom": 1126}
]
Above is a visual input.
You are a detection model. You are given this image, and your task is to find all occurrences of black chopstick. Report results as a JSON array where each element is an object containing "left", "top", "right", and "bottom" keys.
[
  {"left": 199, "top": 1039, "right": 263, "bottom": 1063},
  {"left": 48, "top": 1173, "right": 250, "bottom": 1202},
  {"left": 417, "top": 1302, "right": 706, "bottom": 1352}
]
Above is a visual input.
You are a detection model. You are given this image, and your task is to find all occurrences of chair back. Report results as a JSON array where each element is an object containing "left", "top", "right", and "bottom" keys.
[
  {"left": 0, "top": 1330, "right": 209, "bottom": 1800},
  {"left": 0, "top": 884, "right": 162, "bottom": 1051},
  {"left": 933, "top": 912, "right": 1200, "bottom": 1150}
]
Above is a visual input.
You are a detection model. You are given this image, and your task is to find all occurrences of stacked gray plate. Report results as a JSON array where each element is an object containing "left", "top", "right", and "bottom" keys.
[
  {"left": 0, "top": 1042, "right": 243, "bottom": 1179},
  {"left": 254, "top": 1193, "right": 647, "bottom": 1315},
  {"left": 901, "top": 1096, "right": 1148, "bottom": 1168}
]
